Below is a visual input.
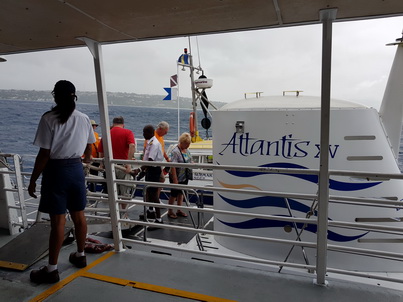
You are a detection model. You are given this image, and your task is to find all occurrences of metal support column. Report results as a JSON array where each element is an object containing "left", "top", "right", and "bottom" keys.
[
  {"left": 316, "top": 8, "right": 337, "bottom": 286},
  {"left": 78, "top": 37, "right": 124, "bottom": 251}
]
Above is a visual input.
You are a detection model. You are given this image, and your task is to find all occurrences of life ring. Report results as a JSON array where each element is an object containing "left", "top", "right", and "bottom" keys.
[{"left": 189, "top": 112, "right": 195, "bottom": 137}]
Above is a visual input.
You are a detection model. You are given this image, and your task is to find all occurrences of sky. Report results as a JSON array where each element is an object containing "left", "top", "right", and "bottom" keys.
[{"left": 0, "top": 16, "right": 402, "bottom": 110}]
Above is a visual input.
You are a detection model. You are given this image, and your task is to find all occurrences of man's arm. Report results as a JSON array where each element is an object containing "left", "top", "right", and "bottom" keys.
[
  {"left": 83, "top": 143, "right": 92, "bottom": 163},
  {"left": 128, "top": 143, "right": 135, "bottom": 160},
  {"left": 28, "top": 148, "right": 50, "bottom": 198},
  {"left": 124, "top": 143, "right": 136, "bottom": 173},
  {"left": 163, "top": 151, "right": 169, "bottom": 162}
]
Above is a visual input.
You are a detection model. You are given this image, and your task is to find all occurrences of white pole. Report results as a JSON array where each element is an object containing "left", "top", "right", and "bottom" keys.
[
  {"left": 177, "top": 64, "right": 180, "bottom": 140},
  {"left": 79, "top": 37, "right": 124, "bottom": 252},
  {"left": 316, "top": 8, "right": 337, "bottom": 286}
]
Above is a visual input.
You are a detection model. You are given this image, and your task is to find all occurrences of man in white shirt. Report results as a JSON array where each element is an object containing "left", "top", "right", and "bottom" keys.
[
  {"left": 142, "top": 124, "right": 164, "bottom": 225},
  {"left": 28, "top": 80, "right": 95, "bottom": 284}
]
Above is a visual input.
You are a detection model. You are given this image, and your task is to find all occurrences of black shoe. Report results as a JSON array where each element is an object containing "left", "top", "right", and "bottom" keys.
[
  {"left": 69, "top": 252, "right": 87, "bottom": 268},
  {"left": 139, "top": 211, "right": 156, "bottom": 221},
  {"left": 30, "top": 266, "right": 60, "bottom": 284},
  {"left": 148, "top": 219, "right": 163, "bottom": 231}
]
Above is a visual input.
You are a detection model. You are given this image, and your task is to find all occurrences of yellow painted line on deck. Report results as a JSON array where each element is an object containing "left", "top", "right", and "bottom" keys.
[
  {"left": 29, "top": 251, "right": 115, "bottom": 302},
  {"left": 80, "top": 270, "right": 236, "bottom": 302},
  {"left": 30, "top": 251, "right": 235, "bottom": 302}
]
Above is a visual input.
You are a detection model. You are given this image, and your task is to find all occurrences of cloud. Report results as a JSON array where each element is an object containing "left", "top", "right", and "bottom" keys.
[{"left": 1, "top": 16, "right": 402, "bottom": 110}]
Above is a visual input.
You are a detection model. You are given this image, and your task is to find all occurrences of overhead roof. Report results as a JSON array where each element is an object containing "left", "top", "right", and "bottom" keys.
[{"left": 1, "top": 0, "right": 403, "bottom": 55}]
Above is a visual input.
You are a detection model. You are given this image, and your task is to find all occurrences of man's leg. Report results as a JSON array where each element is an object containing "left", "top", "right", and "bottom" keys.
[
  {"left": 48, "top": 213, "right": 67, "bottom": 265},
  {"left": 30, "top": 214, "right": 64, "bottom": 283},
  {"left": 148, "top": 187, "right": 161, "bottom": 218},
  {"left": 69, "top": 210, "right": 87, "bottom": 253},
  {"left": 116, "top": 168, "right": 130, "bottom": 217},
  {"left": 68, "top": 210, "right": 88, "bottom": 268},
  {"left": 156, "top": 172, "right": 165, "bottom": 201}
]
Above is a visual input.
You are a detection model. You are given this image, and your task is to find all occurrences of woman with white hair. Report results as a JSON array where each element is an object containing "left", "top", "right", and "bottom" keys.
[{"left": 167, "top": 132, "right": 192, "bottom": 219}]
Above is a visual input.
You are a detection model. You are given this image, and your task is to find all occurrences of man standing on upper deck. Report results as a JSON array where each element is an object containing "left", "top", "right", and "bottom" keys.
[
  {"left": 28, "top": 80, "right": 95, "bottom": 284},
  {"left": 99, "top": 116, "right": 136, "bottom": 198}
]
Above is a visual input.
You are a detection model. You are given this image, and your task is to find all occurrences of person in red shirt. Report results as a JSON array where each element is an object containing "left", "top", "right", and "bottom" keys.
[{"left": 99, "top": 116, "right": 136, "bottom": 199}]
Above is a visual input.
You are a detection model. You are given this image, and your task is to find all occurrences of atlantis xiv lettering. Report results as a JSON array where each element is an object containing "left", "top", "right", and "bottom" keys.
[{"left": 218, "top": 133, "right": 339, "bottom": 159}]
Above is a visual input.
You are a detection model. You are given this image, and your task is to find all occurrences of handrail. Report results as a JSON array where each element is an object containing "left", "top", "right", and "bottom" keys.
[
  {"left": 141, "top": 183, "right": 204, "bottom": 251},
  {"left": 0, "top": 153, "right": 28, "bottom": 231},
  {"left": 3, "top": 152, "right": 403, "bottom": 288}
]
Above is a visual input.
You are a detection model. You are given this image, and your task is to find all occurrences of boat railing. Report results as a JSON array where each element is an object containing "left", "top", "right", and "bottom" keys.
[
  {"left": 2, "top": 155, "right": 403, "bottom": 288},
  {"left": 104, "top": 158, "right": 403, "bottom": 286},
  {"left": 140, "top": 184, "right": 205, "bottom": 250},
  {"left": 0, "top": 153, "right": 32, "bottom": 232}
]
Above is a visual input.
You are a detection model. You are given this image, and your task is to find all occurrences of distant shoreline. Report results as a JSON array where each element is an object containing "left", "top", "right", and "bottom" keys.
[
  {"left": 0, "top": 98, "right": 197, "bottom": 111},
  {"left": 0, "top": 89, "right": 226, "bottom": 109}
]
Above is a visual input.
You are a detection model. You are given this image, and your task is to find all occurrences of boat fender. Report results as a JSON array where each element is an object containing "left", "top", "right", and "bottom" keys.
[{"left": 189, "top": 112, "right": 195, "bottom": 137}]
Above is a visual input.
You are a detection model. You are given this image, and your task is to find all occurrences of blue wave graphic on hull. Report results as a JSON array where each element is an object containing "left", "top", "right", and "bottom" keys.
[
  {"left": 220, "top": 162, "right": 381, "bottom": 191},
  {"left": 218, "top": 193, "right": 316, "bottom": 215},
  {"left": 217, "top": 218, "right": 368, "bottom": 242}
]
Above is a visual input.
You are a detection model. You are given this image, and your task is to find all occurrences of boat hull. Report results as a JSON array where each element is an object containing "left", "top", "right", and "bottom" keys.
[{"left": 212, "top": 98, "right": 403, "bottom": 271}]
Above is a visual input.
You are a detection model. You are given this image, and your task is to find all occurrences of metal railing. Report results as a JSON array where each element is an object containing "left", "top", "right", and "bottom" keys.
[
  {"left": 2, "top": 154, "right": 403, "bottom": 288},
  {"left": 0, "top": 153, "right": 30, "bottom": 231}
]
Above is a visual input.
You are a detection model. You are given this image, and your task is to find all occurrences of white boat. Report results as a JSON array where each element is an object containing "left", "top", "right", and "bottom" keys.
[{"left": 1, "top": 2, "right": 403, "bottom": 302}]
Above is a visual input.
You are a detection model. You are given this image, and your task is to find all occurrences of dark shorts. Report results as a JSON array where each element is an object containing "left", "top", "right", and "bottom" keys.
[
  {"left": 39, "top": 158, "right": 87, "bottom": 215},
  {"left": 170, "top": 180, "right": 189, "bottom": 197},
  {"left": 145, "top": 166, "right": 162, "bottom": 198}
]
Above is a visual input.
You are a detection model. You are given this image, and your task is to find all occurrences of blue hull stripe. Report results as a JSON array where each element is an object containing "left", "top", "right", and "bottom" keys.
[
  {"left": 218, "top": 193, "right": 316, "bottom": 215},
  {"left": 217, "top": 218, "right": 368, "bottom": 242},
  {"left": 219, "top": 162, "right": 381, "bottom": 191}
]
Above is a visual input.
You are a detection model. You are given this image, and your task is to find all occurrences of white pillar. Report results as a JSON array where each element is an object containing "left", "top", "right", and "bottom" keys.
[
  {"left": 316, "top": 8, "right": 337, "bottom": 286},
  {"left": 79, "top": 37, "right": 124, "bottom": 251}
]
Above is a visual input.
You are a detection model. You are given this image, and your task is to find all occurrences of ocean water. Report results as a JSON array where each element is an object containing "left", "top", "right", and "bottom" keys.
[
  {"left": 1, "top": 99, "right": 403, "bottom": 173},
  {"left": 0, "top": 99, "right": 211, "bottom": 170}
]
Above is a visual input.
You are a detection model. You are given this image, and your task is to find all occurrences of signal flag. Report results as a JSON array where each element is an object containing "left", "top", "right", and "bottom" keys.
[
  {"left": 163, "top": 87, "right": 178, "bottom": 101},
  {"left": 170, "top": 74, "right": 178, "bottom": 87}
]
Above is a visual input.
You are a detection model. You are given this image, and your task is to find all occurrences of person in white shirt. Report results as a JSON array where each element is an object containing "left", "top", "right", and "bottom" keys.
[
  {"left": 142, "top": 124, "right": 164, "bottom": 225},
  {"left": 28, "top": 80, "right": 95, "bottom": 284}
]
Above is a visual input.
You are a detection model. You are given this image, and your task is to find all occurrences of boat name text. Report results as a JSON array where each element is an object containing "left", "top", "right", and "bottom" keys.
[{"left": 218, "top": 133, "right": 340, "bottom": 159}]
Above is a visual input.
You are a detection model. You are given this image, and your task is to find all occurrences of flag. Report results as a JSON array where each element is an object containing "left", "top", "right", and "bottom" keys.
[
  {"left": 170, "top": 74, "right": 178, "bottom": 87},
  {"left": 178, "top": 53, "right": 189, "bottom": 65},
  {"left": 163, "top": 87, "right": 178, "bottom": 101}
]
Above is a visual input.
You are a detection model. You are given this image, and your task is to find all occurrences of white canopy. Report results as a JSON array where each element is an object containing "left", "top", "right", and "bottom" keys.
[{"left": 1, "top": 0, "right": 403, "bottom": 55}]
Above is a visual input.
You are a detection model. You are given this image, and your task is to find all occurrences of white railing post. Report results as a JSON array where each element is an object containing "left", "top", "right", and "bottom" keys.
[
  {"left": 316, "top": 8, "right": 337, "bottom": 286},
  {"left": 79, "top": 37, "right": 124, "bottom": 252},
  {"left": 13, "top": 154, "right": 28, "bottom": 229}
]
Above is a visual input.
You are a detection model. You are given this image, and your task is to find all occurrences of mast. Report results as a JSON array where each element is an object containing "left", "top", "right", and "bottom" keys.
[
  {"left": 178, "top": 46, "right": 204, "bottom": 142},
  {"left": 178, "top": 40, "right": 213, "bottom": 142},
  {"left": 188, "top": 48, "right": 198, "bottom": 137}
]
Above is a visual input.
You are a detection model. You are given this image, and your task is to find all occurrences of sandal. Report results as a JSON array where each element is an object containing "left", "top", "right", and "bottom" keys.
[
  {"left": 168, "top": 212, "right": 177, "bottom": 219},
  {"left": 176, "top": 210, "right": 188, "bottom": 217}
]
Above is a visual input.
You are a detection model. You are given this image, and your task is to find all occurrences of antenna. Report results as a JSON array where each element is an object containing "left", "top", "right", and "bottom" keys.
[{"left": 196, "top": 36, "right": 202, "bottom": 73}]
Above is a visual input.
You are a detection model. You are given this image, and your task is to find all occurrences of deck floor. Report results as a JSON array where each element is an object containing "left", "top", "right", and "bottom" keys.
[{"left": 2, "top": 234, "right": 403, "bottom": 302}]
